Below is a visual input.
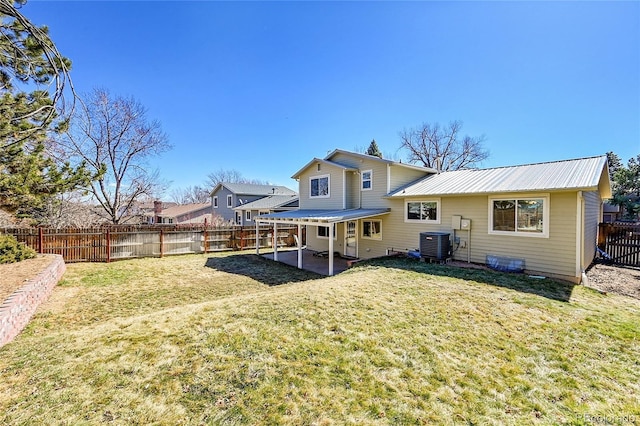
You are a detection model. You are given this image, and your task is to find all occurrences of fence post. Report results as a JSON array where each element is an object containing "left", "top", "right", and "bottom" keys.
[
  {"left": 106, "top": 228, "right": 111, "bottom": 263},
  {"left": 38, "top": 227, "right": 43, "bottom": 254},
  {"left": 203, "top": 227, "right": 208, "bottom": 253},
  {"left": 160, "top": 228, "right": 164, "bottom": 258}
]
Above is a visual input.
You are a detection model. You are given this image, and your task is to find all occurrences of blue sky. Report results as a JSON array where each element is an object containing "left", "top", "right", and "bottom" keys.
[{"left": 27, "top": 1, "right": 639, "bottom": 194}]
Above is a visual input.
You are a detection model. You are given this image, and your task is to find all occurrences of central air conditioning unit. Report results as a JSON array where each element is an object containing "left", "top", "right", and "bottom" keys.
[{"left": 419, "top": 232, "right": 451, "bottom": 261}]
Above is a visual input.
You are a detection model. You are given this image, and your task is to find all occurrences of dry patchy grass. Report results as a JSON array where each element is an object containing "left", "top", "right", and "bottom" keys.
[{"left": 0, "top": 254, "right": 638, "bottom": 425}]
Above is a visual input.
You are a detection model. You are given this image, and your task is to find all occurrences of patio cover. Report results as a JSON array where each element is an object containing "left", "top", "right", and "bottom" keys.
[{"left": 254, "top": 208, "right": 391, "bottom": 275}]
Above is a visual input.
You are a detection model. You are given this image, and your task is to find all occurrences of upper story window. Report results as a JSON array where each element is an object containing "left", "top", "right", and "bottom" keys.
[
  {"left": 361, "top": 170, "right": 372, "bottom": 191},
  {"left": 490, "top": 196, "right": 549, "bottom": 237},
  {"left": 213, "top": 196, "right": 218, "bottom": 208},
  {"left": 310, "top": 174, "right": 330, "bottom": 198},
  {"left": 227, "top": 194, "right": 233, "bottom": 208},
  {"left": 405, "top": 200, "right": 440, "bottom": 223}
]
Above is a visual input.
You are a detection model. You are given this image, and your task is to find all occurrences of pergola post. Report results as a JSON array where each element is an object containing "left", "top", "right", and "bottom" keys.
[
  {"left": 255, "top": 221, "right": 260, "bottom": 255},
  {"left": 273, "top": 222, "right": 278, "bottom": 261},
  {"left": 297, "top": 223, "right": 303, "bottom": 269},
  {"left": 328, "top": 222, "right": 334, "bottom": 276}
]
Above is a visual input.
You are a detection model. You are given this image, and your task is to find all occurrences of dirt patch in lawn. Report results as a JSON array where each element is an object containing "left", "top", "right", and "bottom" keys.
[
  {"left": 585, "top": 262, "right": 640, "bottom": 300},
  {"left": 0, "top": 255, "right": 58, "bottom": 303}
]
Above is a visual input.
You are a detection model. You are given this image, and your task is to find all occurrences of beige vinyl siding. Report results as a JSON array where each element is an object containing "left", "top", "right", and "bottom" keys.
[
  {"left": 389, "top": 165, "right": 432, "bottom": 192},
  {"left": 306, "top": 223, "right": 345, "bottom": 254},
  {"left": 582, "top": 191, "right": 601, "bottom": 270},
  {"left": 359, "top": 192, "right": 581, "bottom": 281},
  {"left": 361, "top": 161, "right": 392, "bottom": 208},
  {"left": 298, "top": 162, "right": 345, "bottom": 210}
]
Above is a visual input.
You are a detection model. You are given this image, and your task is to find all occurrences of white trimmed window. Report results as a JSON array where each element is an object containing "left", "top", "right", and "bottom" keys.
[
  {"left": 227, "top": 194, "right": 233, "bottom": 208},
  {"left": 405, "top": 199, "right": 440, "bottom": 223},
  {"left": 310, "top": 175, "right": 330, "bottom": 198},
  {"left": 213, "top": 196, "right": 218, "bottom": 208},
  {"left": 489, "top": 195, "right": 549, "bottom": 237},
  {"left": 245, "top": 210, "right": 251, "bottom": 221},
  {"left": 362, "top": 219, "right": 382, "bottom": 240},
  {"left": 317, "top": 224, "right": 337, "bottom": 239},
  {"left": 361, "top": 170, "right": 372, "bottom": 191}
]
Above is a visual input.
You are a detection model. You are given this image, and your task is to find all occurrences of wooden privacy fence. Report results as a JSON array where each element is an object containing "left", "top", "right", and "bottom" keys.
[
  {"left": 2, "top": 225, "right": 303, "bottom": 263},
  {"left": 598, "top": 223, "right": 640, "bottom": 267}
]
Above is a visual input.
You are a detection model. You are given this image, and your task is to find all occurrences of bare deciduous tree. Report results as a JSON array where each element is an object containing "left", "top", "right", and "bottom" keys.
[
  {"left": 205, "top": 169, "right": 268, "bottom": 190},
  {"left": 170, "top": 185, "right": 210, "bottom": 205},
  {"left": 399, "top": 120, "right": 489, "bottom": 171},
  {"left": 59, "top": 88, "right": 171, "bottom": 224}
]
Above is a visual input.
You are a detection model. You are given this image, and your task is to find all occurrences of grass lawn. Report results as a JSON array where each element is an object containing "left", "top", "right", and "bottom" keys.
[{"left": 1, "top": 252, "right": 638, "bottom": 425}]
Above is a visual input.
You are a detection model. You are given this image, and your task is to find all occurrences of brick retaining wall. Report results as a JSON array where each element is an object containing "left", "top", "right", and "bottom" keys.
[{"left": 0, "top": 255, "right": 66, "bottom": 348}]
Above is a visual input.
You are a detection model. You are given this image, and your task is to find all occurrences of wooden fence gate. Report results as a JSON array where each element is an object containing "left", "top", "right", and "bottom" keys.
[{"left": 598, "top": 223, "right": 640, "bottom": 267}]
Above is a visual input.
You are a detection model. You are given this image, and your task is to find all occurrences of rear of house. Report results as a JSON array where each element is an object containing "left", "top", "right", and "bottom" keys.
[{"left": 257, "top": 150, "right": 611, "bottom": 282}]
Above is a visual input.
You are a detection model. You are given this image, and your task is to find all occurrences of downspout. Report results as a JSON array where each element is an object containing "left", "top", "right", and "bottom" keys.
[{"left": 343, "top": 169, "right": 347, "bottom": 210}]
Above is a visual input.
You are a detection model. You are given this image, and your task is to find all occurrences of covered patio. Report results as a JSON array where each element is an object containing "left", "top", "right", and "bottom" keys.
[
  {"left": 261, "top": 249, "right": 351, "bottom": 276},
  {"left": 255, "top": 208, "right": 390, "bottom": 275}
]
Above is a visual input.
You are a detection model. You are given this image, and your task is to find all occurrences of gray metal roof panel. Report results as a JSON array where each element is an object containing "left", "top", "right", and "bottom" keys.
[
  {"left": 233, "top": 195, "right": 299, "bottom": 210},
  {"left": 214, "top": 183, "right": 297, "bottom": 196},
  {"left": 389, "top": 156, "right": 608, "bottom": 197},
  {"left": 254, "top": 208, "right": 391, "bottom": 223}
]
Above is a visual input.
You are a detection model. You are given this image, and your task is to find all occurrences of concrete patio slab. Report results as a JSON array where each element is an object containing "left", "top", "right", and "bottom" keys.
[{"left": 261, "top": 249, "right": 351, "bottom": 276}]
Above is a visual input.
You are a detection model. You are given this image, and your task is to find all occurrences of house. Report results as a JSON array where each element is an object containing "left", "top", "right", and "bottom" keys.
[
  {"left": 254, "top": 149, "right": 611, "bottom": 283},
  {"left": 233, "top": 194, "right": 299, "bottom": 226},
  {"left": 210, "top": 183, "right": 297, "bottom": 225},
  {"left": 149, "top": 202, "right": 213, "bottom": 224}
]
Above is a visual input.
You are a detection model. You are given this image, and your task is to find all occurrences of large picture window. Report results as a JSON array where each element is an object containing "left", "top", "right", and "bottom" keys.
[
  {"left": 310, "top": 175, "right": 330, "bottom": 198},
  {"left": 405, "top": 200, "right": 440, "bottom": 223},
  {"left": 362, "top": 219, "right": 382, "bottom": 240},
  {"left": 490, "top": 196, "right": 548, "bottom": 237}
]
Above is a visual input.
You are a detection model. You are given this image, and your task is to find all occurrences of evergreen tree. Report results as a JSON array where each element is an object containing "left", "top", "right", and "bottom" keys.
[
  {"left": 0, "top": 1, "right": 88, "bottom": 216},
  {"left": 366, "top": 139, "right": 383, "bottom": 158},
  {"left": 608, "top": 153, "right": 640, "bottom": 221}
]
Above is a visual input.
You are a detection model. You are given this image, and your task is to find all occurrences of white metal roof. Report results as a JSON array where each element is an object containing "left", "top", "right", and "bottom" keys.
[
  {"left": 388, "top": 155, "right": 610, "bottom": 197},
  {"left": 233, "top": 195, "right": 299, "bottom": 210},
  {"left": 254, "top": 208, "right": 391, "bottom": 225}
]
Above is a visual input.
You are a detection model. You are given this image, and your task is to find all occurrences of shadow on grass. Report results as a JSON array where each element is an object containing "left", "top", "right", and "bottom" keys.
[
  {"left": 205, "top": 254, "right": 322, "bottom": 286},
  {"left": 353, "top": 256, "right": 577, "bottom": 302}
]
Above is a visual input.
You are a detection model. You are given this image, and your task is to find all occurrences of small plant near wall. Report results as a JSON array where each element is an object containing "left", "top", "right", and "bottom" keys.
[{"left": 0, "top": 234, "right": 36, "bottom": 264}]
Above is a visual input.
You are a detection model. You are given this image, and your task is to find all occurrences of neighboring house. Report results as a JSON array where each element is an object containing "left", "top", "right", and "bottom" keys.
[
  {"left": 255, "top": 149, "right": 611, "bottom": 282},
  {"left": 602, "top": 202, "right": 621, "bottom": 223},
  {"left": 233, "top": 194, "right": 299, "bottom": 226},
  {"left": 124, "top": 200, "right": 178, "bottom": 224},
  {"left": 149, "top": 202, "right": 213, "bottom": 224},
  {"left": 211, "top": 183, "right": 297, "bottom": 225}
]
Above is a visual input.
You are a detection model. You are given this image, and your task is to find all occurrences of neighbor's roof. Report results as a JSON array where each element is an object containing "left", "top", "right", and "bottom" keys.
[
  {"left": 388, "top": 155, "right": 611, "bottom": 198},
  {"left": 212, "top": 182, "right": 297, "bottom": 196},
  {"left": 254, "top": 208, "right": 391, "bottom": 224},
  {"left": 156, "top": 203, "right": 211, "bottom": 218},
  {"left": 233, "top": 195, "right": 299, "bottom": 210}
]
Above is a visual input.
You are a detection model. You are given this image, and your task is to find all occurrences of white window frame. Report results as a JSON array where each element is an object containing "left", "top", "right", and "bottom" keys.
[
  {"left": 317, "top": 223, "right": 337, "bottom": 240},
  {"left": 227, "top": 194, "right": 233, "bottom": 208},
  {"left": 310, "top": 174, "right": 330, "bottom": 199},
  {"left": 488, "top": 194, "right": 549, "bottom": 238},
  {"left": 213, "top": 196, "right": 218, "bottom": 208},
  {"left": 361, "top": 169, "right": 373, "bottom": 191},
  {"left": 245, "top": 210, "right": 251, "bottom": 221},
  {"left": 361, "top": 219, "right": 382, "bottom": 240},
  {"left": 404, "top": 199, "right": 441, "bottom": 224}
]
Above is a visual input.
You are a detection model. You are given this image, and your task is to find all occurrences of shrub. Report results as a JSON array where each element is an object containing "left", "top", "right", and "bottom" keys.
[{"left": 0, "top": 234, "right": 36, "bottom": 264}]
